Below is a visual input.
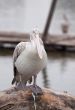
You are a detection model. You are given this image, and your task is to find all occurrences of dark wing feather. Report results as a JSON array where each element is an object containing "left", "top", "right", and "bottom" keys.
[{"left": 12, "top": 42, "right": 26, "bottom": 84}]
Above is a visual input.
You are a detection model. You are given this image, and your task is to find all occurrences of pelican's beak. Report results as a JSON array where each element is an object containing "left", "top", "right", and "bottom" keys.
[{"left": 35, "top": 34, "right": 43, "bottom": 59}]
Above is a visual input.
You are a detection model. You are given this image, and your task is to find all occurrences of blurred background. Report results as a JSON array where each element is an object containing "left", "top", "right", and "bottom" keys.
[{"left": 0, "top": 0, "right": 75, "bottom": 95}]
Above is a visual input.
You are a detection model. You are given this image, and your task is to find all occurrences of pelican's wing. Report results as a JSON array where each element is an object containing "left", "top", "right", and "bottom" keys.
[
  {"left": 13, "top": 42, "right": 27, "bottom": 63},
  {"left": 12, "top": 42, "right": 27, "bottom": 84}
]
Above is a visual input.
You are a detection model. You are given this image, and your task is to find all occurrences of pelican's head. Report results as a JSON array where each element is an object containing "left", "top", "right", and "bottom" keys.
[{"left": 30, "top": 29, "right": 43, "bottom": 59}]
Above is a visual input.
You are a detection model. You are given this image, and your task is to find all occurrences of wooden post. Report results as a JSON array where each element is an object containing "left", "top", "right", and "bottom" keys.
[{"left": 42, "top": 0, "right": 57, "bottom": 42}]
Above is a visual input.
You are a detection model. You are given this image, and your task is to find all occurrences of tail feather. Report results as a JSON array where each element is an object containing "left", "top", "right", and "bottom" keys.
[{"left": 12, "top": 78, "right": 16, "bottom": 85}]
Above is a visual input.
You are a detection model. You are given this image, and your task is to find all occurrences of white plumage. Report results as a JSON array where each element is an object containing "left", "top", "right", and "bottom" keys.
[{"left": 12, "top": 30, "right": 47, "bottom": 88}]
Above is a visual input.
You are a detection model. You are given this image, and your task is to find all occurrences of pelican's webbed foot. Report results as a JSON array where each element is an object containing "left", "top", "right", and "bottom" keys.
[
  {"left": 30, "top": 84, "right": 43, "bottom": 95},
  {"left": 29, "top": 75, "right": 43, "bottom": 95},
  {"left": 15, "top": 82, "right": 27, "bottom": 90}
]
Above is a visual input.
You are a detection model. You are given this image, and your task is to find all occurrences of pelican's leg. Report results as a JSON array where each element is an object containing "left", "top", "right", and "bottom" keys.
[
  {"left": 30, "top": 75, "right": 43, "bottom": 95},
  {"left": 33, "top": 74, "right": 37, "bottom": 86},
  {"left": 16, "top": 75, "right": 27, "bottom": 90}
]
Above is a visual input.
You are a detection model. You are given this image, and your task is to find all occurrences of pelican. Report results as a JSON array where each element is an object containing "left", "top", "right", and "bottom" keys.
[
  {"left": 61, "top": 14, "right": 69, "bottom": 33},
  {"left": 12, "top": 29, "right": 47, "bottom": 94}
]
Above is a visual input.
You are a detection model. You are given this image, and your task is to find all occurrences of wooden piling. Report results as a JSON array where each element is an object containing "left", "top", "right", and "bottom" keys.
[{"left": 42, "top": 0, "right": 57, "bottom": 42}]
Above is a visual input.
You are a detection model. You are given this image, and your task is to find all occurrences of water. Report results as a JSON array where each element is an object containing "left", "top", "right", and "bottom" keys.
[
  {"left": 37, "top": 51, "right": 75, "bottom": 95},
  {"left": 0, "top": 0, "right": 75, "bottom": 33},
  {"left": 0, "top": 49, "right": 75, "bottom": 96},
  {"left": 0, "top": 0, "right": 75, "bottom": 96}
]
